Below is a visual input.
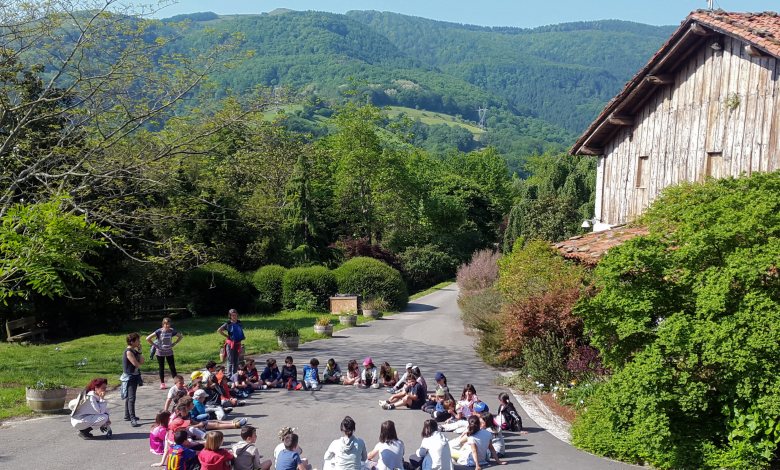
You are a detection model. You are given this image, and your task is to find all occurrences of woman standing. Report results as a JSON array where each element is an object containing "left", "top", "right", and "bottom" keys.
[
  {"left": 146, "top": 317, "right": 183, "bottom": 389},
  {"left": 217, "top": 308, "right": 245, "bottom": 377},
  {"left": 367, "top": 420, "right": 405, "bottom": 470},
  {"left": 70, "top": 377, "right": 112, "bottom": 439},
  {"left": 123, "top": 332, "right": 144, "bottom": 427}
]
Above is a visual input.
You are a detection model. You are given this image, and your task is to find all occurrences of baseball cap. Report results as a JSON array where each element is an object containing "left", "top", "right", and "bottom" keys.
[
  {"left": 190, "top": 371, "right": 203, "bottom": 380},
  {"left": 435, "top": 388, "right": 446, "bottom": 397},
  {"left": 405, "top": 362, "right": 414, "bottom": 369},
  {"left": 363, "top": 357, "right": 373, "bottom": 366},
  {"left": 434, "top": 371, "right": 445, "bottom": 381},
  {"left": 193, "top": 389, "right": 207, "bottom": 399}
]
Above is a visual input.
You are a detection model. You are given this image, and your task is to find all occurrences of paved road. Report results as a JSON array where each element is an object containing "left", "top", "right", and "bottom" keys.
[{"left": 0, "top": 285, "right": 639, "bottom": 469}]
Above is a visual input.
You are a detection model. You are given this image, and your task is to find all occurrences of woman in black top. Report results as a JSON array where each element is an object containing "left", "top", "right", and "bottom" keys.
[{"left": 123, "top": 332, "right": 144, "bottom": 427}]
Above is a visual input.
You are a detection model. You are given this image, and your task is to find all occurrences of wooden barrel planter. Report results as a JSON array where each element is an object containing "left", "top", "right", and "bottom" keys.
[
  {"left": 314, "top": 324, "right": 333, "bottom": 336},
  {"left": 277, "top": 335, "right": 300, "bottom": 350},
  {"left": 26, "top": 387, "right": 67, "bottom": 413},
  {"left": 339, "top": 315, "right": 358, "bottom": 326}
]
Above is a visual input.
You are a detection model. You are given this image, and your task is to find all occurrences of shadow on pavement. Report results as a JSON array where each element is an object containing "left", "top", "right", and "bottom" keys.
[{"left": 403, "top": 303, "right": 436, "bottom": 313}]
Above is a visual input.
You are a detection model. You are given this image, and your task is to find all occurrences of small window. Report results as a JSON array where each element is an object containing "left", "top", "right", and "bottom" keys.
[
  {"left": 706, "top": 152, "right": 723, "bottom": 179},
  {"left": 636, "top": 155, "right": 649, "bottom": 188}
]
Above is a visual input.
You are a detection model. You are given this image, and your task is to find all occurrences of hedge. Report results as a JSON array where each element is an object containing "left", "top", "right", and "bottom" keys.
[
  {"left": 184, "top": 262, "right": 253, "bottom": 316},
  {"left": 252, "top": 265, "right": 287, "bottom": 313},
  {"left": 334, "top": 257, "right": 408, "bottom": 310},
  {"left": 281, "top": 266, "right": 337, "bottom": 310}
]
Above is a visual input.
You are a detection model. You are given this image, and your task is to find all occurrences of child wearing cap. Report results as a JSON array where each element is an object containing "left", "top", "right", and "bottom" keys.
[
  {"left": 190, "top": 390, "right": 248, "bottom": 430},
  {"left": 359, "top": 357, "right": 379, "bottom": 389},
  {"left": 188, "top": 371, "right": 204, "bottom": 396}
]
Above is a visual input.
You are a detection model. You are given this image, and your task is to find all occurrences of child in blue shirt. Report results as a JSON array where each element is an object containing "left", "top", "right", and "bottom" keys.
[
  {"left": 276, "top": 433, "right": 308, "bottom": 470},
  {"left": 302, "top": 358, "right": 320, "bottom": 391}
]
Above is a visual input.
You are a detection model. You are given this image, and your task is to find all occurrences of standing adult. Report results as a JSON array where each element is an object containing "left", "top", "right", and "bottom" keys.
[
  {"left": 70, "top": 377, "right": 112, "bottom": 440},
  {"left": 146, "top": 317, "right": 184, "bottom": 389},
  {"left": 323, "top": 416, "right": 367, "bottom": 470},
  {"left": 217, "top": 308, "right": 246, "bottom": 377},
  {"left": 123, "top": 332, "right": 144, "bottom": 427}
]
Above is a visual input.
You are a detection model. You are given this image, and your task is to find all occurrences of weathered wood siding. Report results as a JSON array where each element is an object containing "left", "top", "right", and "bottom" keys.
[{"left": 598, "top": 36, "right": 780, "bottom": 226}]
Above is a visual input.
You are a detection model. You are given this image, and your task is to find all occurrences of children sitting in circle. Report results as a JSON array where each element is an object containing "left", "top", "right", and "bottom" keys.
[
  {"left": 322, "top": 358, "right": 342, "bottom": 384},
  {"left": 342, "top": 360, "right": 360, "bottom": 386},
  {"left": 360, "top": 357, "right": 380, "bottom": 389},
  {"left": 282, "top": 356, "right": 301, "bottom": 390},
  {"left": 302, "top": 358, "right": 321, "bottom": 391}
]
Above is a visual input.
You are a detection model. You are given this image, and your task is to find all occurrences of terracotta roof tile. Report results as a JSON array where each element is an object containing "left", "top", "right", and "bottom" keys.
[
  {"left": 553, "top": 226, "right": 649, "bottom": 266},
  {"left": 690, "top": 10, "right": 780, "bottom": 57},
  {"left": 572, "top": 9, "right": 780, "bottom": 155}
]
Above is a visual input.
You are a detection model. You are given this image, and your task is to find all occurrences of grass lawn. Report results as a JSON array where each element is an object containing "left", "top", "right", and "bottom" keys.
[
  {"left": 0, "top": 310, "right": 384, "bottom": 420},
  {"left": 409, "top": 280, "right": 455, "bottom": 300}
]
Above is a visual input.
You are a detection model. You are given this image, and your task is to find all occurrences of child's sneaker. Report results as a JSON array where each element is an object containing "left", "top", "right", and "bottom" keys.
[
  {"left": 381, "top": 403, "right": 395, "bottom": 410},
  {"left": 159, "top": 382, "right": 167, "bottom": 390},
  {"left": 371, "top": 383, "right": 381, "bottom": 389},
  {"left": 378, "top": 400, "right": 387, "bottom": 407},
  {"left": 295, "top": 383, "right": 303, "bottom": 390}
]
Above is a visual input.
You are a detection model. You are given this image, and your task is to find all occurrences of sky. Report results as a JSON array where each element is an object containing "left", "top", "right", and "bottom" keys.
[{"left": 153, "top": 0, "right": 779, "bottom": 28}]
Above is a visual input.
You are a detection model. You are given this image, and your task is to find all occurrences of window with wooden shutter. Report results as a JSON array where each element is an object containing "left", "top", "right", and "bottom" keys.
[
  {"left": 705, "top": 152, "right": 723, "bottom": 179},
  {"left": 636, "top": 155, "right": 649, "bottom": 188}
]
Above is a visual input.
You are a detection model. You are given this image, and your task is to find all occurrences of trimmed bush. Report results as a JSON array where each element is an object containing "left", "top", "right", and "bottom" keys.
[
  {"left": 184, "top": 262, "right": 253, "bottom": 316},
  {"left": 281, "top": 266, "right": 337, "bottom": 310},
  {"left": 252, "top": 265, "right": 287, "bottom": 313},
  {"left": 398, "top": 244, "right": 457, "bottom": 292},
  {"left": 334, "top": 257, "right": 408, "bottom": 310}
]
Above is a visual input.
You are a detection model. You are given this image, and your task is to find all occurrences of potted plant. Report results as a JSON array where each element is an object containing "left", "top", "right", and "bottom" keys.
[
  {"left": 339, "top": 309, "right": 358, "bottom": 326},
  {"left": 275, "top": 325, "right": 300, "bottom": 350},
  {"left": 26, "top": 379, "right": 67, "bottom": 413},
  {"left": 362, "top": 297, "right": 388, "bottom": 318},
  {"left": 313, "top": 316, "right": 333, "bottom": 337}
]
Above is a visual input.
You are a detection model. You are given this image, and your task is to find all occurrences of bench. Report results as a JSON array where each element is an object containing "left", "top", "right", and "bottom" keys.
[{"left": 5, "top": 316, "right": 48, "bottom": 343}]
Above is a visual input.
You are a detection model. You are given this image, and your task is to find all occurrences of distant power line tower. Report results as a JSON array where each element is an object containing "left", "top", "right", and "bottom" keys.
[{"left": 477, "top": 106, "right": 488, "bottom": 130}]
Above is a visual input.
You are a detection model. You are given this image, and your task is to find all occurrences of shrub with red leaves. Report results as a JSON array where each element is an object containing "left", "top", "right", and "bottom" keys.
[
  {"left": 499, "top": 287, "right": 583, "bottom": 366},
  {"left": 333, "top": 237, "right": 403, "bottom": 273}
]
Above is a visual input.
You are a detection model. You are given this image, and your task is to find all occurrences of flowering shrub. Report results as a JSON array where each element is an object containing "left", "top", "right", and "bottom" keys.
[{"left": 456, "top": 249, "right": 500, "bottom": 295}]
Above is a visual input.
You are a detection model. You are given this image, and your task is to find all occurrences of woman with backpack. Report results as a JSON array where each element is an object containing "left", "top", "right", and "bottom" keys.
[{"left": 217, "top": 308, "right": 245, "bottom": 377}]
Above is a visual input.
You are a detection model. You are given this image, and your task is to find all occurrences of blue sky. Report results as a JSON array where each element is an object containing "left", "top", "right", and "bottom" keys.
[{"left": 155, "top": 1, "right": 778, "bottom": 27}]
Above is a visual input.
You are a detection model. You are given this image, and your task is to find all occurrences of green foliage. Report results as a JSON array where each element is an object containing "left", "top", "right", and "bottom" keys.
[
  {"left": 333, "top": 257, "right": 408, "bottom": 310},
  {"left": 251, "top": 265, "right": 287, "bottom": 312},
  {"left": 457, "top": 286, "right": 505, "bottom": 366},
  {"left": 398, "top": 244, "right": 457, "bottom": 292},
  {"left": 274, "top": 324, "right": 300, "bottom": 338},
  {"left": 282, "top": 266, "right": 337, "bottom": 310},
  {"left": 573, "top": 172, "right": 780, "bottom": 469},
  {"left": 291, "top": 289, "right": 320, "bottom": 312},
  {"left": 504, "top": 153, "right": 596, "bottom": 247},
  {"left": 0, "top": 196, "right": 106, "bottom": 303},
  {"left": 522, "top": 332, "right": 569, "bottom": 387},
  {"left": 184, "top": 262, "right": 253, "bottom": 316}
]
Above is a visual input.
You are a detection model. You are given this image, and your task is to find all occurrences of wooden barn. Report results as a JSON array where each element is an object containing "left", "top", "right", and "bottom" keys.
[{"left": 571, "top": 10, "right": 780, "bottom": 231}]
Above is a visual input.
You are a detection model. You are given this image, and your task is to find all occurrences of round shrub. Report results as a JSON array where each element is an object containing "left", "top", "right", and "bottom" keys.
[
  {"left": 281, "top": 266, "right": 337, "bottom": 311},
  {"left": 252, "top": 265, "right": 287, "bottom": 313},
  {"left": 334, "top": 257, "right": 408, "bottom": 310},
  {"left": 399, "top": 244, "right": 457, "bottom": 292},
  {"left": 183, "top": 262, "right": 252, "bottom": 316}
]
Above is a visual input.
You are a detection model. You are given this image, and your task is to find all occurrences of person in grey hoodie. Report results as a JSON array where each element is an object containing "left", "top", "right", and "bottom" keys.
[{"left": 323, "top": 416, "right": 367, "bottom": 470}]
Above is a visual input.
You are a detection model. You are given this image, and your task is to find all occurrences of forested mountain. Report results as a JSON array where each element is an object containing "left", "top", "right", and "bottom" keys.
[{"left": 157, "top": 10, "right": 674, "bottom": 164}]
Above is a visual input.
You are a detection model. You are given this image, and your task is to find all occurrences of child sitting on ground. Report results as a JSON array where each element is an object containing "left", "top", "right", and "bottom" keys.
[
  {"left": 230, "top": 364, "right": 253, "bottom": 399},
  {"left": 188, "top": 372, "right": 204, "bottom": 396},
  {"left": 360, "top": 357, "right": 380, "bottom": 389},
  {"left": 273, "top": 427, "right": 310, "bottom": 470},
  {"left": 322, "top": 358, "right": 342, "bottom": 384},
  {"left": 214, "top": 366, "right": 245, "bottom": 407},
  {"left": 198, "top": 430, "right": 234, "bottom": 470},
  {"left": 165, "top": 429, "right": 199, "bottom": 470},
  {"left": 231, "top": 425, "right": 272, "bottom": 470},
  {"left": 190, "top": 390, "right": 247, "bottom": 429},
  {"left": 245, "top": 359, "right": 262, "bottom": 390},
  {"left": 379, "top": 362, "right": 399, "bottom": 388},
  {"left": 281, "top": 356, "right": 301, "bottom": 390},
  {"left": 480, "top": 411, "right": 505, "bottom": 458},
  {"left": 150, "top": 411, "right": 170, "bottom": 466},
  {"left": 165, "top": 375, "right": 188, "bottom": 412},
  {"left": 496, "top": 392, "right": 526, "bottom": 434},
  {"left": 302, "top": 358, "right": 321, "bottom": 391},
  {"left": 275, "top": 432, "right": 309, "bottom": 470},
  {"left": 342, "top": 360, "right": 360, "bottom": 386},
  {"left": 261, "top": 358, "right": 284, "bottom": 389}
]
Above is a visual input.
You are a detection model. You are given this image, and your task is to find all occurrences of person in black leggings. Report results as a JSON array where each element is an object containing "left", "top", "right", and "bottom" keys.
[
  {"left": 123, "top": 332, "right": 144, "bottom": 427},
  {"left": 146, "top": 317, "right": 184, "bottom": 389}
]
